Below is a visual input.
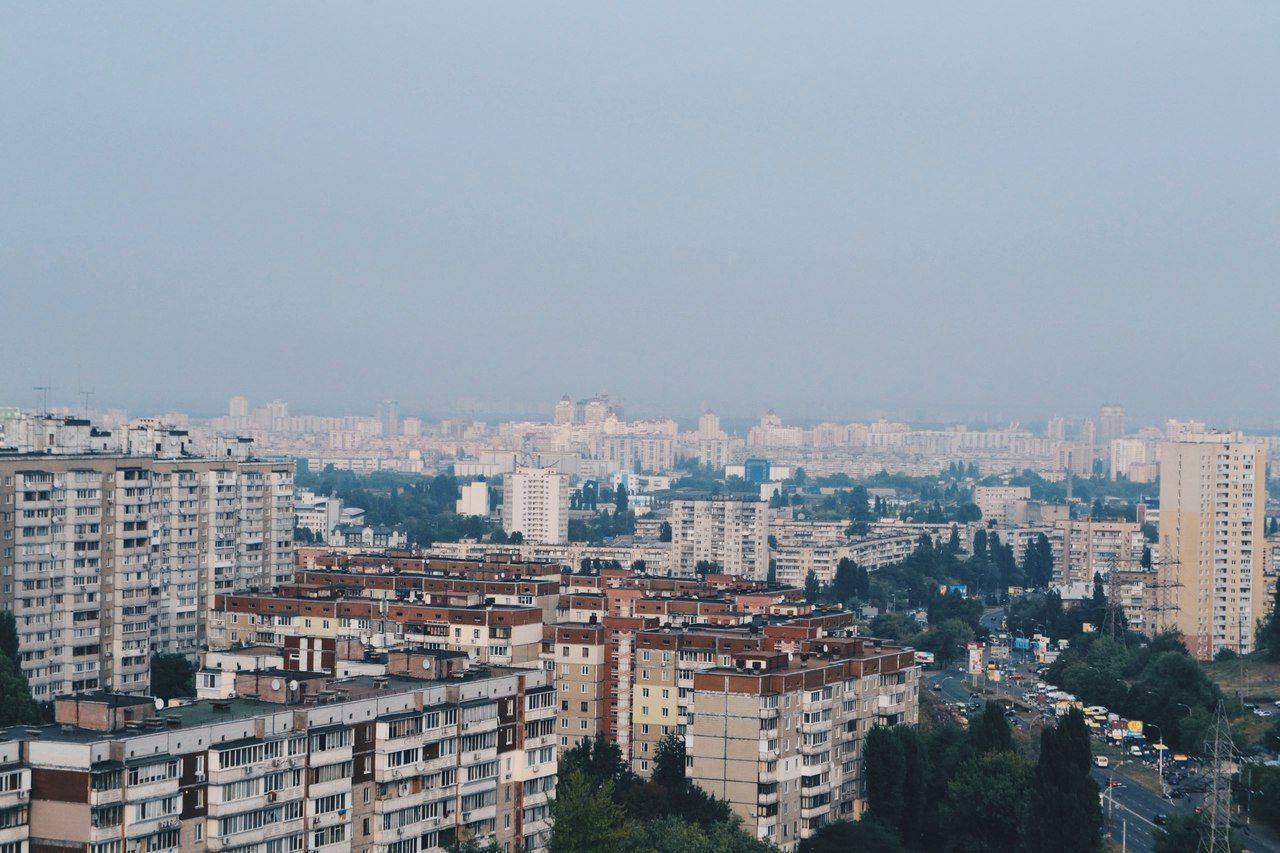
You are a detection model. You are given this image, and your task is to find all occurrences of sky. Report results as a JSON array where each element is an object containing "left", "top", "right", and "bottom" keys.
[{"left": 3, "top": 3, "right": 1279, "bottom": 426}]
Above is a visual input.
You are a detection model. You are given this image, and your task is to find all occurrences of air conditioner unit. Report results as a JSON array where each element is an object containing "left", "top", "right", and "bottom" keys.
[
  {"left": 16, "top": 791, "right": 25, "bottom": 799},
  {"left": 267, "top": 791, "right": 278, "bottom": 802},
  {"left": 272, "top": 759, "right": 282, "bottom": 767},
  {"left": 194, "top": 772, "right": 205, "bottom": 782}
]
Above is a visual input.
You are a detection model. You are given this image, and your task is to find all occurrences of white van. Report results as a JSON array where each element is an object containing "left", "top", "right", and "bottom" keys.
[{"left": 1094, "top": 755, "right": 1109, "bottom": 768}]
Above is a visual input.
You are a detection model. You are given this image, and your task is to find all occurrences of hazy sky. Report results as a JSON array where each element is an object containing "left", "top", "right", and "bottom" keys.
[{"left": 3, "top": 3, "right": 1278, "bottom": 425}]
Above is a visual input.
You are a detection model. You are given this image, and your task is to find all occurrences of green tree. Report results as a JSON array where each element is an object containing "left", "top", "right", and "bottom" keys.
[
  {"left": 615, "top": 484, "right": 628, "bottom": 514},
  {"left": 0, "top": 611, "right": 18, "bottom": 663},
  {"left": 969, "top": 701, "right": 1013, "bottom": 754},
  {"left": 867, "top": 613, "right": 919, "bottom": 643},
  {"left": 0, "top": 656, "right": 42, "bottom": 726},
  {"left": 638, "top": 815, "right": 774, "bottom": 853},
  {"left": 1026, "top": 708, "right": 1101, "bottom": 853},
  {"left": 549, "top": 769, "right": 640, "bottom": 853},
  {"left": 940, "top": 751, "right": 1031, "bottom": 853},
  {"left": 1261, "top": 579, "right": 1280, "bottom": 662},
  {"left": 797, "top": 820, "right": 904, "bottom": 853},
  {"left": 149, "top": 653, "right": 196, "bottom": 701},
  {"left": 917, "top": 618, "right": 973, "bottom": 668},
  {"left": 803, "top": 570, "right": 821, "bottom": 604},
  {"left": 863, "top": 726, "right": 906, "bottom": 828},
  {"left": 652, "top": 733, "right": 686, "bottom": 795},
  {"left": 659, "top": 521, "right": 672, "bottom": 542}
]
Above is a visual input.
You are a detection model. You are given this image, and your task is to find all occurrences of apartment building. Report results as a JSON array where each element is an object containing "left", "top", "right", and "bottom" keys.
[
  {"left": 1158, "top": 432, "right": 1266, "bottom": 659},
  {"left": 501, "top": 468, "right": 568, "bottom": 545},
  {"left": 543, "top": 623, "right": 607, "bottom": 751},
  {"left": 972, "top": 486, "right": 1031, "bottom": 525},
  {"left": 1051, "top": 520, "right": 1146, "bottom": 586},
  {"left": 689, "top": 638, "right": 918, "bottom": 849},
  {"left": 212, "top": 594, "right": 545, "bottom": 669},
  {"left": 670, "top": 498, "right": 770, "bottom": 580},
  {"left": 12, "top": 655, "right": 554, "bottom": 853},
  {"left": 0, "top": 442, "right": 293, "bottom": 699}
]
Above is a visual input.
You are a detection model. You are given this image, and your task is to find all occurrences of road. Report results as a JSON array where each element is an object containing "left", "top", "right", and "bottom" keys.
[{"left": 924, "top": 604, "right": 1280, "bottom": 852}]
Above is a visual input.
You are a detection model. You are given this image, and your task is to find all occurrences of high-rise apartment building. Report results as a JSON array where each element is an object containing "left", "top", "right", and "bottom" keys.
[
  {"left": 378, "top": 400, "right": 400, "bottom": 438},
  {"left": 0, "top": 426, "right": 294, "bottom": 699},
  {"left": 689, "top": 639, "right": 917, "bottom": 848},
  {"left": 501, "top": 467, "right": 569, "bottom": 544},
  {"left": 699, "top": 409, "right": 723, "bottom": 441},
  {"left": 1099, "top": 404, "right": 1126, "bottom": 446},
  {"left": 670, "top": 498, "right": 770, "bottom": 579},
  {"left": 554, "top": 395, "right": 575, "bottom": 425},
  {"left": 1046, "top": 416, "right": 1066, "bottom": 442},
  {"left": 1157, "top": 431, "right": 1265, "bottom": 659},
  {"left": 228, "top": 395, "right": 249, "bottom": 418}
]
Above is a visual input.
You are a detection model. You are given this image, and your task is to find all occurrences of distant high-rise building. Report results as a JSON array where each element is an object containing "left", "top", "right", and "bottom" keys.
[
  {"left": 378, "top": 399, "right": 399, "bottom": 437},
  {"left": 554, "top": 394, "right": 575, "bottom": 424},
  {"left": 1157, "top": 431, "right": 1265, "bottom": 659},
  {"left": 698, "top": 409, "right": 722, "bottom": 440},
  {"left": 228, "top": 395, "right": 248, "bottom": 418},
  {"left": 1099, "top": 404, "right": 1125, "bottom": 446},
  {"left": 502, "top": 466, "right": 569, "bottom": 543},
  {"left": 1046, "top": 415, "right": 1066, "bottom": 442},
  {"left": 669, "top": 498, "right": 770, "bottom": 579},
  {"left": 401, "top": 416, "right": 422, "bottom": 437}
]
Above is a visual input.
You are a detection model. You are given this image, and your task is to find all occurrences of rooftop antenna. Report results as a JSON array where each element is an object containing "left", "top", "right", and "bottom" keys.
[{"left": 32, "top": 384, "right": 50, "bottom": 414}]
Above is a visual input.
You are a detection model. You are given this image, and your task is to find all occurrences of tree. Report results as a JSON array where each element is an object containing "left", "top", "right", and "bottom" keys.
[
  {"left": 549, "top": 769, "right": 640, "bottom": 853},
  {"left": 1026, "top": 708, "right": 1101, "bottom": 853},
  {"left": 766, "top": 558, "right": 777, "bottom": 585},
  {"left": 149, "top": 653, "right": 196, "bottom": 701},
  {"left": 0, "top": 611, "right": 18, "bottom": 663},
  {"left": 863, "top": 726, "right": 906, "bottom": 829},
  {"left": 659, "top": 521, "right": 672, "bottom": 542},
  {"left": 917, "top": 618, "right": 974, "bottom": 668},
  {"left": 0, "top": 656, "right": 42, "bottom": 726},
  {"left": 940, "top": 750, "right": 1031, "bottom": 853},
  {"left": 1260, "top": 578, "right": 1280, "bottom": 662},
  {"left": 832, "top": 558, "right": 866, "bottom": 602},
  {"left": 510, "top": 531, "right": 524, "bottom": 544},
  {"left": 638, "top": 815, "right": 774, "bottom": 853},
  {"left": 804, "top": 570, "right": 821, "bottom": 604},
  {"left": 651, "top": 733, "right": 686, "bottom": 796},
  {"left": 798, "top": 820, "right": 904, "bottom": 853},
  {"left": 615, "top": 484, "right": 628, "bottom": 514},
  {"left": 969, "top": 701, "right": 1013, "bottom": 754},
  {"left": 867, "top": 613, "right": 918, "bottom": 643}
]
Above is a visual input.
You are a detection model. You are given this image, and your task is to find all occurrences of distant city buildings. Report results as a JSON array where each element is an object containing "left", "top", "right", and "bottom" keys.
[{"left": 670, "top": 498, "right": 770, "bottom": 579}]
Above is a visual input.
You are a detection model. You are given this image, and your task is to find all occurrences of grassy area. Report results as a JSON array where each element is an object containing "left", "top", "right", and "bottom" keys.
[{"left": 1203, "top": 654, "right": 1280, "bottom": 751}]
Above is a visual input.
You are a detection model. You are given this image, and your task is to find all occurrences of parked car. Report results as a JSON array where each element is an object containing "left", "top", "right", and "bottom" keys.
[
  {"left": 1094, "top": 755, "right": 1110, "bottom": 768},
  {"left": 1154, "top": 814, "right": 1168, "bottom": 825}
]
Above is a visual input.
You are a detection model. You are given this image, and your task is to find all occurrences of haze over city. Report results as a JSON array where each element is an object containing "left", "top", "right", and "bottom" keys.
[
  {"left": 5, "top": 3, "right": 1280, "bottom": 424},
  {"left": 5, "top": 5, "right": 1280, "bottom": 853}
]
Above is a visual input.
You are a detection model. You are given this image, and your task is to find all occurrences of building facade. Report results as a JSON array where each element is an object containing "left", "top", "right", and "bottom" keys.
[
  {"left": 1158, "top": 432, "right": 1266, "bottom": 659},
  {"left": 669, "top": 499, "right": 770, "bottom": 580},
  {"left": 501, "top": 468, "right": 568, "bottom": 545}
]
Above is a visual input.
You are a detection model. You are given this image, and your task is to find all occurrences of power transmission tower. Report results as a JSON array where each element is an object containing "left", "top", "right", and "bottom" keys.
[
  {"left": 1199, "top": 700, "right": 1236, "bottom": 853},
  {"left": 1146, "top": 556, "right": 1183, "bottom": 636}
]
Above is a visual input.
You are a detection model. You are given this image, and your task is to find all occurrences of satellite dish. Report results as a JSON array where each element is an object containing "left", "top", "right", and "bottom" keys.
[
  {"left": 271, "top": 679, "right": 282, "bottom": 691},
  {"left": 423, "top": 660, "right": 431, "bottom": 670},
  {"left": 154, "top": 698, "right": 164, "bottom": 710},
  {"left": 288, "top": 680, "right": 300, "bottom": 692}
]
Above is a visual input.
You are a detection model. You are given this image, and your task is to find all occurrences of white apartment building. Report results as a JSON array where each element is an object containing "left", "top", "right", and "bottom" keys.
[
  {"left": 670, "top": 498, "right": 770, "bottom": 579},
  {"left": 0, "top": 427, "right": 294, "bottom": 699},
  {"left": 973, "top": 485, "right": 1031, "bottom": 525},
  {"left": 502, "top": 466, "right": 569, "bottom": 544},
  {"left": 456, "top": 480, "right": 491, "bottom": 517},
  {"left": 1158, "top": 432, "right": 1266, "bottom": 659}
]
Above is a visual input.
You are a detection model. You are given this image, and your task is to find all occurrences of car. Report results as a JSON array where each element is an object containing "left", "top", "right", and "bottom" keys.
[
  {"left": 1254, "top": 708, "right": 1274, "bottom": 718},
  {"left": 1129, "top": 745, "right": 1144, "bottom": 757},
  {"left": 1094, "top": 756, "right": 1110, "bottom": 768},
  {"left": 1169, "top": 790, "right": 1183, "bottom": 799},
  {"left": 1108, "top": 779, "right": 1122, "bottom": 788},
  {"left": 931, "top": 683, "right": 942, "bottom": 691},
  {"left": 1154, "top": 814, "right": 1168, "bottom": 825}
]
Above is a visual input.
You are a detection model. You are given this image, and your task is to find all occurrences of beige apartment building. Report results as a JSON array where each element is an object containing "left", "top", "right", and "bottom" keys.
[
  {"left": 670, "top": 498, "right": 771, "bottom": 580},
  {"left": 1052, "top": 519, "right": 1146, "bottom": 585},
  {"left": 0, "top": 441, "right": 293, "bottom": 699},
  {"left": 689, "top": 639, "right": 917, "bottom": 850},
  {"left": 544, "top": 623, "right": 607, "bottom": 751},
  {"left": 1158, "top": 432, "right": 1266, "bottom": 659}
]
